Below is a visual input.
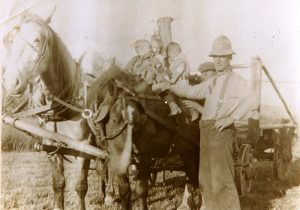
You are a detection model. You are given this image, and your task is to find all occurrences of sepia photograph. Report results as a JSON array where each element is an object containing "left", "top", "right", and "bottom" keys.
[{"left": 1, "top": 0, "right": 299, "bottom": 209}]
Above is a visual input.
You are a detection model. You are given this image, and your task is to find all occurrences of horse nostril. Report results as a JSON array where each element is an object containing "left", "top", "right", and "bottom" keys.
[{"left": 15, "top": 78, "right": 20, "bottom": 86}]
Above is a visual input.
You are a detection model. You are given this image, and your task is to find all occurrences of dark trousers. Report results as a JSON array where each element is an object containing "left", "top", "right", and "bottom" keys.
[{"left": 199, "top": 120, "right": 240, "bottom": 210}]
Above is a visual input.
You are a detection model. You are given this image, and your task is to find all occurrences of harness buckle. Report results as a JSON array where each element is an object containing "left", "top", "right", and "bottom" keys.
[{"left": 82, "top": 109, "right": 93, "bottom": 119}]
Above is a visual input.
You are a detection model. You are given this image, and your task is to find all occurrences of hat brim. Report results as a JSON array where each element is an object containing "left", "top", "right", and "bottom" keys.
[
  {"left": 209, "top": 49, "right": 235, "bottom": 57},
  {"left": 200, "top": 69, "right": 216, "bottom": 73}
]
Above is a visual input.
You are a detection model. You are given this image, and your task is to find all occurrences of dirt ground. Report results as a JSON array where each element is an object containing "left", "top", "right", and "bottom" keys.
[{"left": 1, "top": 140, "right": 300, "bottom": 210}]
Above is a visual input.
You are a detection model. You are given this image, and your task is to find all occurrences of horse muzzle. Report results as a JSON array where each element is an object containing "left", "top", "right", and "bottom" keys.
[{"left": 3, "top": 75, "right": 27, "bottom": 97}]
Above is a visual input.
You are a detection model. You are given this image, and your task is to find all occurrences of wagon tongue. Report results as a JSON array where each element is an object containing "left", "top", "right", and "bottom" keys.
[{"left": 2, "top": 115, "right": 108, "bottom": 160}]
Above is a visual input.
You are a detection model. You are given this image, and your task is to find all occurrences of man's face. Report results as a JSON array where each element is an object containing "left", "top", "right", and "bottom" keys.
[
  {"left": 202, "top": 70, "right": 216, "bottom": 81},
  {"left": 213, "top": 56, "right": 231, "bottom": 72}
]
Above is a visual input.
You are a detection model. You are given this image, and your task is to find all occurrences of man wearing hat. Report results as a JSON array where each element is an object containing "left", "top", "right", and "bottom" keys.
[
  {"left": 153, "top": 35, "right": 258, "bottom": 210},
  {"left": 198, "top": 61, "right": 216, "bottom": 82},
  {"left": 183, "top": 62, "right": 216, "bottom": 120}
]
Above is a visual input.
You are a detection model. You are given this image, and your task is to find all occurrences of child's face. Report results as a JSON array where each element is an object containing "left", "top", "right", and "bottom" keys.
[
  {"left": 151, "top": 40, "right": 162, "bottom": 52},
  {"left": 135, "top": 43, "right": 151, "bottom": 56},
  {"left": 168, "top": 47, "right": 180, "bottom": 59}
]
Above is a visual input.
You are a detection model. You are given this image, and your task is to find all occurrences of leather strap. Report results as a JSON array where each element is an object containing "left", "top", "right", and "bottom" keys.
[
  {"left": 215, "top": 72, "right": 232, "bottom": 118},
  {"left": 12, "top": 104, "right": 53, "bottom": 118}
]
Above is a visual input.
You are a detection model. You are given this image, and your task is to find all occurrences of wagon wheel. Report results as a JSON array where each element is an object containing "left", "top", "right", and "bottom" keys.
[
  {"left": 235, "top": 144, "right": 255, "bottom": 196},
  {"left": 273, "top": 128, "right": 293, "bottom": 180}
]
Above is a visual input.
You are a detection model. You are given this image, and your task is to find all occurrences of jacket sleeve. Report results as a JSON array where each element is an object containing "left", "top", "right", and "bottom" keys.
[
  {"left": 170, "top": 80, "right": 210, "bottom": 100},
  {"left": 170, "top": 62, "right": 186, "bottom": 84},
  {"left": 124, "top": 56, "right": 138, "bottom": 73}
]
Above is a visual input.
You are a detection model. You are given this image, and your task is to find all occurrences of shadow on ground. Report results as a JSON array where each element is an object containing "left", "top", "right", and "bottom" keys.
[{"left": 240, "top": 158, "right": 300, "bottom": 210}]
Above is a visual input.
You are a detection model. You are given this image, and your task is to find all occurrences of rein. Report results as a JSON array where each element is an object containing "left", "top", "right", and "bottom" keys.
[
  {"left": 114, "top": 80, "right": 193, "bottom": 142},
  {"left": 13, "top": 24, "right": 93, "bottom": 119},
  {"left": 17, "top": 27, "right": 48, "bottom": 81},
  {"left": 41, "top": 88, "right": 92, "bottom": 119}
]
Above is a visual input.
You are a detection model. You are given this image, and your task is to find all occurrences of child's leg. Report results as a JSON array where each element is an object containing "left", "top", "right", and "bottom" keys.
[{"left": 164, "top": 92, "right": 182, "bottom": 116}]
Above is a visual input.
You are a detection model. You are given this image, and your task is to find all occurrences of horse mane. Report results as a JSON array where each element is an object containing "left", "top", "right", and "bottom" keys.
[
  {"left": 23, "top": 13, "right": 79, "bottom": 98},
  {"left": 87, "top": 67, "right": 138, "bottom": 107}
]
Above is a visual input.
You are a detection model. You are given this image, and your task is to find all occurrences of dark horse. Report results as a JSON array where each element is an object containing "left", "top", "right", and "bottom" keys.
[{"left": 87, "top": 67, "right": 201, "bottom": 209}]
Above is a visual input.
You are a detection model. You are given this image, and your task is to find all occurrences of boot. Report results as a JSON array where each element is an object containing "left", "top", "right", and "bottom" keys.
[
  {"left": 168, "top": 101, "right": 182, "bottom": 116},
  {"left": 190, "top": 108, "right": 199, "bottom": 121}
]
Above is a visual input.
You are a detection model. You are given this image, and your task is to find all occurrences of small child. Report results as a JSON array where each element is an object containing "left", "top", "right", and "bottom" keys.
[
  {"left": 125, "top": 39, "right": 154, "bottom": 80},
  {"left": 167, "top": 42, "right": 189, "bottom": 84},
  {"left": 164, "top": 42, "right": 189, "bottom": 115}
]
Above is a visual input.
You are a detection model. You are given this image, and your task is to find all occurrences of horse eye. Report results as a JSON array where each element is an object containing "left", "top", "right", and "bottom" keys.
[{"left": 34, "top": 38, "right": 40, "bottom": 43}]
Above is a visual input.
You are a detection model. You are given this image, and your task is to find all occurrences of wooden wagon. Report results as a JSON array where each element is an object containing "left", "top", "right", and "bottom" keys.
[{"left": 232, "top": 57, "right": 297, "bottom": 196}]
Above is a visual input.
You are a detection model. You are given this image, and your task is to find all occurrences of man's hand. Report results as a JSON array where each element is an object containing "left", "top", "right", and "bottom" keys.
[
  {"left": 152, "top": 83, "right": 171, "bottom": 92},
  {"left": 215, "top": 116, "right": 234, "bottom": 132},
  {"left": 183, "top": 100, "right": 204, "bottom": 114}
]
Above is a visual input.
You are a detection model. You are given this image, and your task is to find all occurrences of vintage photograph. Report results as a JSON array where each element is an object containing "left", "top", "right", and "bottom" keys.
[{"left": 1, "top": 0, "right": 299, "bottom": 209}]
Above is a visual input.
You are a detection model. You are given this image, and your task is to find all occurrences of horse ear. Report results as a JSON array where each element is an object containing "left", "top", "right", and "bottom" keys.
[
  {"left": 77, "top": 52, "right": 87, "bottom": 67},
  {"left": 107, "top": 82, "right": 116, "bottom": 97},
  {"left": 108, "top": 57, "right": 116, "bottom": 68},
  {"left": 45, "top": 5, "right": 57, "bottom": 25}
]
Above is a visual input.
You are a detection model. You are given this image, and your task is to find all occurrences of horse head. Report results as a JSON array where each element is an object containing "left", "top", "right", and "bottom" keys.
[
  {"left": 87, "top": 68, "right": 149, "bottom": 173},
  {"left": 2, "top": 12, "right": 77, "bottom": 100}
]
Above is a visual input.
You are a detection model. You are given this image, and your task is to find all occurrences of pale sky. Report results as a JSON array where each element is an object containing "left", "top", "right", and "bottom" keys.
[{"left": 0, "top": 0, "right": 300, "bottom": 120}]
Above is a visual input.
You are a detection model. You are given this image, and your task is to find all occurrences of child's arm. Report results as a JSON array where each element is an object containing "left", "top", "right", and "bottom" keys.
[{"left": 170, "top": 62, "right": 186, "bottom": 84}]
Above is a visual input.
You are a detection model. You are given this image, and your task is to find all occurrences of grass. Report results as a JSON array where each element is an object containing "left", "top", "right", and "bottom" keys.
[
  {"left": 1, "top": 147, "right": 300, "bottom": 210},
  {"left": 1, "top": 124, "right": 37, "bottom": 152}
]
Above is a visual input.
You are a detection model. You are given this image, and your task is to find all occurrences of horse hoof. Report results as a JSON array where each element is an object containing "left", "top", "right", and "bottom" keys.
[
  {"left": 104, "top": 195, "right": 114, "bottom": 206},
  {"left": 99, "top": 195, "right": 105, "bottom": 205},
  {"left": 177, "top": 204, "right": 190, "bottom": 210}
]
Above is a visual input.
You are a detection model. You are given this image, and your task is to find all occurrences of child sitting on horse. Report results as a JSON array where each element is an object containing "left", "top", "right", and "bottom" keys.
[
  {"left": 162, "top": 42, "right": 189, "bottom": 115},
  {"left": 125, "top": 39, "right": 158, "bottom": 83}
]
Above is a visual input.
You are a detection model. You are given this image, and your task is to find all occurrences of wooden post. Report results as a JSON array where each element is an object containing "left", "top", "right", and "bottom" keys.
[
  {"left": 258, "top": 57, "right": 297, "bottom": 124},
  {"left": 158, "top": 17, "right": 173, "bottom": 48},
  {"left": 250, "top": 57, "right": 262, "bottom": 111}
]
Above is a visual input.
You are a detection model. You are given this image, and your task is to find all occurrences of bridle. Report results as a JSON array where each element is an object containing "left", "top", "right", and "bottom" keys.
[
  {"left": 5, "top": 24, "right": 93, "bottom": 119},
  {"left": 2, "top": 25, "right": 48, "bottom": 98},
  {"left": 16, "top": 24, "right": 49, "bottom": 81},
  {"left": 89, "top": 80, "right": 136, "bottom": 142},
  {"left": 100, "top": 94, "right": 133, "bottom": 141}
]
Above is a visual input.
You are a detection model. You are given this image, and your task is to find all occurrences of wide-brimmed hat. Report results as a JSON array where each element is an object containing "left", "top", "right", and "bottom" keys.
[{"left": 209, "top": 35, "right": 235, "bottom": 57}]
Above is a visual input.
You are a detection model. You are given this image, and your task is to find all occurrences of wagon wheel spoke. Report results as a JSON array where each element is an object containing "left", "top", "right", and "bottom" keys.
[{"left": 235, "top": 144, "right": 255, "bottom": 196}]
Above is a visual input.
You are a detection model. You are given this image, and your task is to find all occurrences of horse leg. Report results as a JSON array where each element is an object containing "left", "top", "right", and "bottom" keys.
[
  {"left": 48, "top": 154, "right": 65, "bottom": 210},
  {"left": 135, "top": 158, "right": 151, "bottom": 210},
  {"left": 177, "top": 183, "right": 198, "bottom": 210},
  {"left": 95, "top": 158, "right": 108, "bottom": 204},
  {"left": 74, "top": 157, "right": 90, "bottom": 210},
  {"left": 136, "top": 178, "right": 149, "bottom": 210},
  {"left": 176, "top": 145, "right": 201, "bottom": 210},
  {"left": 104, "top": 168, "right": 115, "bottom": 206},
  {"left": 117, "top": 173, "right": 131, "bottom": 210}
]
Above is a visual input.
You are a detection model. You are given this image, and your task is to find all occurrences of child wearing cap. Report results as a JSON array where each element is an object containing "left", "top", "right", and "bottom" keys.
[
  {"left": 125, "top": 39, "right": 164, "bottom": 84},
  {"left": 183, "top": 61, "right": 216, "bottom": 121},
  {"left": 125, "top": 39, "right": 153, "bottom": 79}
]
